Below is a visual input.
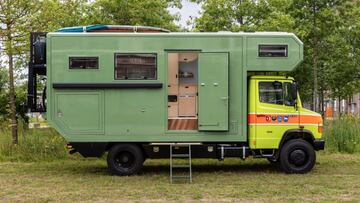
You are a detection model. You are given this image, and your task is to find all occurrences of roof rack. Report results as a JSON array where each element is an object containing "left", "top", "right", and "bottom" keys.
[{"left": 57, "top": 25, "right": 170, "bottom": 33}]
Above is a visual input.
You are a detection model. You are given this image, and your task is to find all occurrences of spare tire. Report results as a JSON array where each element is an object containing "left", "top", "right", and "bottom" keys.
[{"left": 34, "top": 36, "right": 46, "bottom": 64}]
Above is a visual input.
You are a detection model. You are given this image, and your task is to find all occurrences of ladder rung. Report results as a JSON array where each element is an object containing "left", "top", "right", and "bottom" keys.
[
  {"left": 172, "top": 165, "right": 190, "bottom": 168},
  {"left": 172, "top": 176, "right": 190, "bottom": 179},
  {"left": 172, "top": 154, "right": 189, "bottom": 157}
]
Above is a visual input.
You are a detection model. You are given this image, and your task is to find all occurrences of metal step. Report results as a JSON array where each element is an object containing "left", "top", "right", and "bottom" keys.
[
  {"left": 172, "top": 165, "right": 190, "bottom": 168},
  {"left": 172, "top": 176, "right": 191, "bottom": 179},
  {"left": 170, "top": 144, "right": 192, "bottom": 183},
  {"left": 172, "top": 154, "right": 189, "bottom": 157}
]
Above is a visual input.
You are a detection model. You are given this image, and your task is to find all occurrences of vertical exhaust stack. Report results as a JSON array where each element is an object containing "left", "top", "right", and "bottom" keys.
[{"left": 28, "top": 32, "right": 47, "bottom": 112}]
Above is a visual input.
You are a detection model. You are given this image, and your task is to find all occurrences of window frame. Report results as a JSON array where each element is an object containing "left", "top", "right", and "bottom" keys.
[
  {"left": 258, "top": 44, "right": 288, "bottom": 57},
  {"left": 69, "top": 56, "right": 99, "bottom": 70},
  {"left": 114, "top": 53, "right": 158, "bottom": 80}
]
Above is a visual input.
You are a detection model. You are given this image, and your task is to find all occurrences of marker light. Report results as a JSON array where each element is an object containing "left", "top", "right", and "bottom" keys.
[{"left": 318, "top": 125, "right": 323, "bottom": 133}]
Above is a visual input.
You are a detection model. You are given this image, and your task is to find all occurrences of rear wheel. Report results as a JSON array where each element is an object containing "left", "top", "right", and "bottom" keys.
[
  {"left": 279, "top": 139, "right": 316, "bottom": 173},
  {"left": 107, "top": 144, "right": 144, "bottom": 176}
]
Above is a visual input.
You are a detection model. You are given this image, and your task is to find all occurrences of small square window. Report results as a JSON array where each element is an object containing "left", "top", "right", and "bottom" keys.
[
  {"left": 69, "top": 57, "right": 98, "bottom": 69},
  {"left": 259, "top": 45, "right": 288, "bottom": 57},
  {"left": 115, "top": 54, "right": 157, "bottom": 80}
]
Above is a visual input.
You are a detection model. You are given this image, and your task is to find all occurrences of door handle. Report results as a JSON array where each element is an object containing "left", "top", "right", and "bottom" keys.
[
  {"left": 57, "top": 110, "right": 63, "bottom": 118},
  {"left": 199, "top": 123, "right": 220, "bottom": 127},
  {"left": 220, "top": 96, "right": 229, "bottom": 100}
]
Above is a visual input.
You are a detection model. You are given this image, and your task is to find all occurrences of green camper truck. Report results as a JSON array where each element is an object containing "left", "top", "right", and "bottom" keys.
[{"left": 28, "top": 25, "right": 324, "bottom": 176}]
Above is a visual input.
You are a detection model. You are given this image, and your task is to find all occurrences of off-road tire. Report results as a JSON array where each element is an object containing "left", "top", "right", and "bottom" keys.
[
  {"left": 280, "top": 139, "right": 316, "bottom": 173},
  {"left": 107, "top": 144, "right": 144, "bottom": 176}
]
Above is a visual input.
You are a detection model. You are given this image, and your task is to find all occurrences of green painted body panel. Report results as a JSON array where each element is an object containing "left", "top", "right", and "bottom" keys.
[
  {"left": 245, "top": 37, "right": 303, "bottom": 71},
  {"left": 54, "top": 91, "right": 104, "bottom": 134},
  {"left": 198, "top": 52, "right": 229, "bottom": 131},
  {"left": 45, "top": 32, "right": 307, "bottom": 144}
]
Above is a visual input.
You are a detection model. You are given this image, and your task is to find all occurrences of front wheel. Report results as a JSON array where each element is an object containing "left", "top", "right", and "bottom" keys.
[
  {"left": 107, "top": 144, "right": 144, "bottom": 176},
  {"left": 279, "top": 139, "right": 316, "bottom": 173}
]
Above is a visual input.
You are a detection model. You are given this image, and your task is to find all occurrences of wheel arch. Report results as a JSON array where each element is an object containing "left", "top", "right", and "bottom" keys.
[
  {"left": 279, "top": 129, "right": 315, "bottom": 149},
  {"left": 105, "top": 142, "right": 148, "bottom": 158},
  {"left": 271, "top": 129, "right": 315, "bottom": 160}
]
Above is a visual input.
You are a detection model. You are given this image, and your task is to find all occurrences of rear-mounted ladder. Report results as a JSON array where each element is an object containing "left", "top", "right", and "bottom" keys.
[{"left": 170, "top": 144, "right": 192, "bottom": 183}]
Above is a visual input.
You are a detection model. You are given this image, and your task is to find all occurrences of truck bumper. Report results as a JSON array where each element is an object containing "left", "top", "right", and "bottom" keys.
[{"left": 314, "top": 140, "right": 325, "bottom": 151}]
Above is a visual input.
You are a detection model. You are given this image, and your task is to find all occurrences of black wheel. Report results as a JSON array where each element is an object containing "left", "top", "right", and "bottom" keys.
[
  {"left": 267, "top": 157, "right": 279, "bottom": 164},
  {"left": 279, "top": 139, "right": 316, "bottom": 173},
  {"left": 107, "top": 144, "right": 144, "bottom": 176}
]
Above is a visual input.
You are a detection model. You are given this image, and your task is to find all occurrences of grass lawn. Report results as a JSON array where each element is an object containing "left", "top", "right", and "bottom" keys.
[{"left": 0, "top": 152, "right": 359, "bottom": 202}]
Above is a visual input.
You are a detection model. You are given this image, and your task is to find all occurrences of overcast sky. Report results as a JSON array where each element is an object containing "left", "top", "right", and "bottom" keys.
[{"left": 168, "top": 0, "right": 202, "bottom": 29}]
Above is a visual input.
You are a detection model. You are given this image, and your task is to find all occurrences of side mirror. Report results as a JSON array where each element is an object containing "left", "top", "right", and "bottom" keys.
[{"left": 291, "top": 82, "right": 298, "bottom": 100}]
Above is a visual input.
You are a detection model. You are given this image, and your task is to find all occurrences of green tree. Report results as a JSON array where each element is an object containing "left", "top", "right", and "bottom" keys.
[
  {"left": 289, "top": 0, "right": 345, "bottom": 112},
  {"left": 191, "top": 0, "right": 294, "bottom": 32},
  {"left": 324, "top": 0, "right": 360, "bottom": 114},
  {"left": 0, "top": 68, "right": 8, "bottom": 120},
  {"left": 87, "top": 0, "right": 181, "bottom": 31},
  {"left": 30, "top": 0, "right": 92, "bottom": 32},
  {"left": 0, "top": 0, "right": 37, "bottom": 144}
]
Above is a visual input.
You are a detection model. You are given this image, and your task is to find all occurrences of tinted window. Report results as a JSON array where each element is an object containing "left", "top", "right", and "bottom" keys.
[
  {"left": 259, "top": 45, "right": 288, "bottom": 57},
  {"left": 69, "top": 57, "right": 98, "bottom": 69},
  {"left": 115, "top": 54, "right": 157, "bottom": 80},
  {"left": 259, "top": 82, "right": 283, "bottom": 105}
]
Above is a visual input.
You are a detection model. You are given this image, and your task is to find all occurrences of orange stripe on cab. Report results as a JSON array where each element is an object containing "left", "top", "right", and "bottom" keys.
[{"left": 248, "top": 113, "right": 322, "bottom": 125}]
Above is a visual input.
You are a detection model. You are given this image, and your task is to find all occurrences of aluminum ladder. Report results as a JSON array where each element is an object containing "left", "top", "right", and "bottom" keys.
[{"left": 170, "top": 144, "right": 192, "bottom": 183}]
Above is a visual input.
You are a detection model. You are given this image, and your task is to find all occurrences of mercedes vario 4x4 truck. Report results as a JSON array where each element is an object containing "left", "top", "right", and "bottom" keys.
[{"left": 28, "top": 25, "right": 324, "bottom": 176}]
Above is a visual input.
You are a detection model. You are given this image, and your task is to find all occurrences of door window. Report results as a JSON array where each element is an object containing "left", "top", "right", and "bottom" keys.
[
  {"left": 259, "top": 82, "right": 283, "bottom": 105},
  {"left": 259, "top": 81, "right": 297, "bottom": 106}
]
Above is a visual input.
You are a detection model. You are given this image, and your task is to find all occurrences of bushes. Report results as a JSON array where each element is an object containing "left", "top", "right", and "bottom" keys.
[
  {"left": 323, "top": 116, "right": 360, "bottom": 153},
  {"left": 0, "top": 124, "right": 68, "bottom": 162}
]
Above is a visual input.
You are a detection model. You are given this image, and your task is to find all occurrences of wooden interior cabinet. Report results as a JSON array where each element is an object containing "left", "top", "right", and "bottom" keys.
[
  {"left": 178, "top": 96, "right": 196, "bottom": 117},
  {"left": 168, "top": 84, "right": 178, "bottom": 95},
  {"left": 179, "top": 85, "right": 197, "bottom": 95},
  {"left": 168, "top": 102, "right": 178, "bottom": 118}
]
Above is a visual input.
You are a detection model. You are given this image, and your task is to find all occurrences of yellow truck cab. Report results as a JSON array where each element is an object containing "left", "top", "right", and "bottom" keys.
[
  {"left": 27, "top": 25, "right": 324, "bottom": 176},
  {"left": 248, "top": 76, "right": 324, "bottom": 172}
]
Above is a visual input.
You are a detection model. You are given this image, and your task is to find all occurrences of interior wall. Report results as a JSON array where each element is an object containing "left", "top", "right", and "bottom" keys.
[
  {"left": 179, "top": 60, "right": 198, "bottom": 85},
  {"left": 167, "top": 53, "right": 179, "bottom": 85}
]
